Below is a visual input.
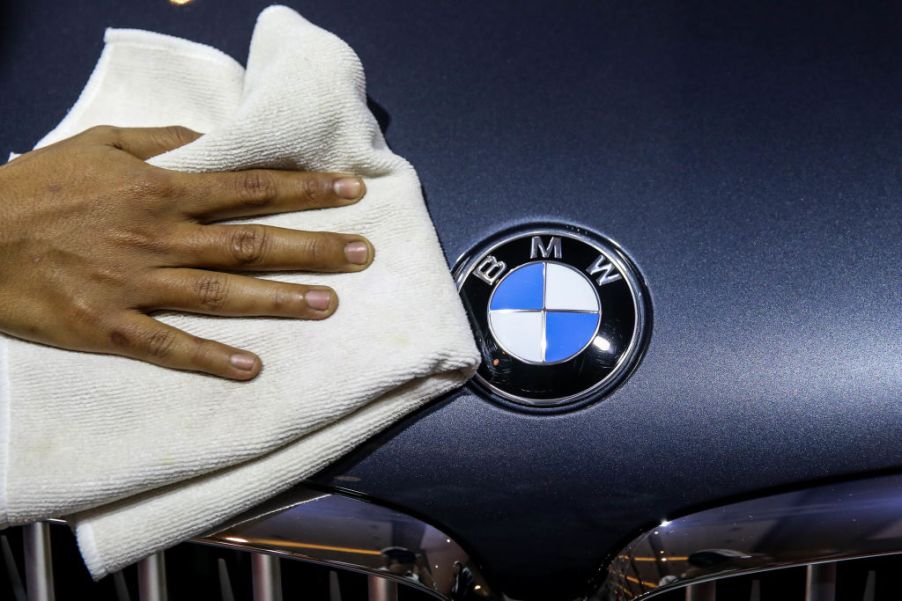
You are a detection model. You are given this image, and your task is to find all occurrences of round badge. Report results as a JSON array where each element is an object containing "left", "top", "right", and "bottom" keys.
[{"left": 454, "top": 224, "right": 650, "bottom": 410}]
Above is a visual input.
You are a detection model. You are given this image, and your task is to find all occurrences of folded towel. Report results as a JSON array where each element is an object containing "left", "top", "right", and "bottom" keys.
[{"left": 0, "top": 5, "right": 479, "bottom": 577}]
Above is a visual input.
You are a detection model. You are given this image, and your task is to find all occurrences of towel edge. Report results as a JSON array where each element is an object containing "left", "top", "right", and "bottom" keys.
[
  {"left": 75, "top": 520, "right": 103, "bottom": 579},
  {"left": 72, "top": 366, "right": 476, "bottom": 578},
  {"left": 35, "top": 27, "right": 245, "bottom": 150},
  {"left": 103, "top": 27, "right": 244, "bottom": 73},
  {"left": 0, "top": 333, "right": 10, "bottom": 528}
]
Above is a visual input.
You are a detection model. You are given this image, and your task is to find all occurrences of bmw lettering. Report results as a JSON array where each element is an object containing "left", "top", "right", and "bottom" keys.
[{"left": 455, "top": 225, "right": 650, "bottom": 410}]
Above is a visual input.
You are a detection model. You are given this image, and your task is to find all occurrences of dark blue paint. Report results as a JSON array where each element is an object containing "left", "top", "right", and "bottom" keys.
[{"left": 2, "top": 2, "right": 900, "bottom": 599}]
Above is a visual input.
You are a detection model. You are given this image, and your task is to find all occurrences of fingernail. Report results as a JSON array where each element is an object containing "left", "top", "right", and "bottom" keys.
[
  {"left": 305, "top": 289, "right": 333, "bottom": 311},
  {"left": 333, "top": 177, "right": 363, "bottom": 200},
  {"left": 230, "top": 353, "right": 257, "bottom": 371},
  {"left": 344, "top": 241, "right": 369, "bottom": 265}
]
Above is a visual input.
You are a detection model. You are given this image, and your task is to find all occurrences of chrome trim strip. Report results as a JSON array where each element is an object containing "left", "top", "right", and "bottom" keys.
[
  {"left": 196, "top": 485, "right": 494, "bottom": 601},
  {"left": 24, "top": 522, "right": 55, "bottom": 601},
  {"left": 601, "top": 473, "right": 902, "bottom": 600},
  {"left": 217, "top": 558, "right": 236, "bottom": 601},
  {"left": 805, "top": 563, "right": 836, "bottom": 601},
  {"left": 251, "top": 553, "right": 282, "bottom": 601},
  {"left": 368, "top": 575, "right": 399, "bottom": 601},
  {"left": 137, "top": 553, "right": 167, "bottom": 601}
]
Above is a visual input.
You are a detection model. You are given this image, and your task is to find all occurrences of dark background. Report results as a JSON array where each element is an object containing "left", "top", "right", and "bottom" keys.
[{"left": 2, "top": 1, "right": 901, "bottom": 600}]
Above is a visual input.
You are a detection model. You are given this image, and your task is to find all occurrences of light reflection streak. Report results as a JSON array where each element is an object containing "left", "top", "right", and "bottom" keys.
[{"left": 218, "top": 536, "right": 382, "bottom": 557}]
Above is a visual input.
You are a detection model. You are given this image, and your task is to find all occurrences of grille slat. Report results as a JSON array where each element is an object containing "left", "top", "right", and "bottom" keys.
[
  {"left": 599, "top": 474, "right": 902, "bottom": 601},
  {"left": 642, "top": 556, "right": 902, "bottom": 601}
]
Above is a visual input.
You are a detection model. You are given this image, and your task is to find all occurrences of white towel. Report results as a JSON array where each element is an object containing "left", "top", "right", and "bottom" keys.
[{"left": 0, "top": 5, "right": 479, "bottom": 577}]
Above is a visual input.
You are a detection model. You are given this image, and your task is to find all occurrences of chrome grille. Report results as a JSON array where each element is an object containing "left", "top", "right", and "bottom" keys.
[
  {"left": 0, "top": 484, "right": 490, "bottom": 600},
  {"left": 599, "top": 473, "right": 902, "bottom": 601},
  {"left": 636, "top": 555, "right": 902, "bottom": 601},
  {"left": 1, "top": 522, "right": 433, "bottom": 601}
]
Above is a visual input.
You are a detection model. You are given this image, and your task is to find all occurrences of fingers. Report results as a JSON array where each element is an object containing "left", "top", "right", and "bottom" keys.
[
  {"left": 142, "top": 269, "right": 338, "bottom": 319},
  {"left": 81, "top": 127, "right": 368, "bottom": 222},
  {"left": 172, "top": 170, "right": 366, "bottom": 221},
  {"left": 107, "top": 313, "right": 261, "bottom": 380},
  {"left": 86, "top": 125, "right": 202, "bottom": 159},
  {"left": 170, "top": 224, "right": 375, "bottom": 272}
]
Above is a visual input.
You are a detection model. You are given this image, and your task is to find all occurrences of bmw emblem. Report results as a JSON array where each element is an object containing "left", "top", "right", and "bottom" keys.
[{"left": 455, "top": 224, "right": 650, "bottom": 410}]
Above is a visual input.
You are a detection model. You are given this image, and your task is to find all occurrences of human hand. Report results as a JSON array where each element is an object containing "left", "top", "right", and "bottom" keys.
[{"left": 0, "top": 125, "right": 373, "bottom": 380}]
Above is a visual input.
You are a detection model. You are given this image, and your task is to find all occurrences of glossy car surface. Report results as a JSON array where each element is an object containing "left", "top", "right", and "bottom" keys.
[{"left": 2, "top": 1, "right": 900, "bottom": 599}]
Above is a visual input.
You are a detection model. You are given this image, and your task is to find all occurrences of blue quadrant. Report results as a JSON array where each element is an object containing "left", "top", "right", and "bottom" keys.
[
  {"left": 489, "top": 262, "right": 545, "bottom": 310},
  {"left": 545, "top": 312, "right": 600, "bottom": 362}
]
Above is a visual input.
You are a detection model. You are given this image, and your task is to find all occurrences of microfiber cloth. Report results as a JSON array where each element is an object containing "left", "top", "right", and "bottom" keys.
[{"left": 0, "top": 5, "right": 479, "bottom": 577}]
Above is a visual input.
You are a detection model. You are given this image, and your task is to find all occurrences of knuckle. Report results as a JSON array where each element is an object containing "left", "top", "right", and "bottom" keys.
[
  {"left": 66, "top": 296, "right": 102, "bottom": 329},
  {"left": 87, "top": 264, "right": 129, "bottom": 288},
  {"left": 109, "top": 322, "right": 175, "bottom": 360},
  {"left": 129, "top": 169, "right": 176, "bottom": 200},
  {"left": 237, "top": 170, "right": 277, "bottom": 207},
  {"left": 195, "top": 275, "right": 229, "bottom": 310},
  {"left": 86, "top": 124, "right": 119, "bottom": 140},
  {"left": 112, "top": 225, "right": 170, "bottom": 255},
  {"left": 190, "top": 338, "right": 217, "bottom": 366},
  {"left": 160, "top": 125, "right": 196, "bottom": 147},
  {"left": 109, "top": 329, "right": 130, "bottom": 348},
  {"left": 229, "top": 225, "right": 270, "bottom": 265},
  {"left": 83, "top": 125, "right": 125, "bottom": 150},
  {"left": 145, "top": 328, "right": 176, "bottom": 359},
  {"left": 271, "top": 286, "right": 295, "bottom": 311},
  {"left": 305, "top": 234, "right": 333, "bottom": 265},
  {"left": 302, "top": 176, "right": 329, "bottom": 203}
]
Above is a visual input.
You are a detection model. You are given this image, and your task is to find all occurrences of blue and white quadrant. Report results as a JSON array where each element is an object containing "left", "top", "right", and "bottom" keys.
[{"left": 488, "top": 262, "right": 601, "bottom": 364}]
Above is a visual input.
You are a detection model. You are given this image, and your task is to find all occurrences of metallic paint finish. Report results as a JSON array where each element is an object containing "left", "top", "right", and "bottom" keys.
[
  {"left": 602, "top": 473, "right": 902, "bottom": 600},
  {"left": 2, "top": 2, "right": 901, "bottom": 600}
]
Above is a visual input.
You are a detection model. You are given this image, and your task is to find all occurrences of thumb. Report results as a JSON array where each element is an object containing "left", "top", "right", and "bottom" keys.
[{"left": 88, "top": 125, "right": 202, "bottom": 160}]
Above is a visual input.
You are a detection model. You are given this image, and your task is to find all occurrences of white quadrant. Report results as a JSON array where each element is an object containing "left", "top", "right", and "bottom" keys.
[
  {"left": 488, "top": 310, "right": 545, "bottom": 363},
  {"left": 544, "top": 263, "right": 600, "bottom": 312}
]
